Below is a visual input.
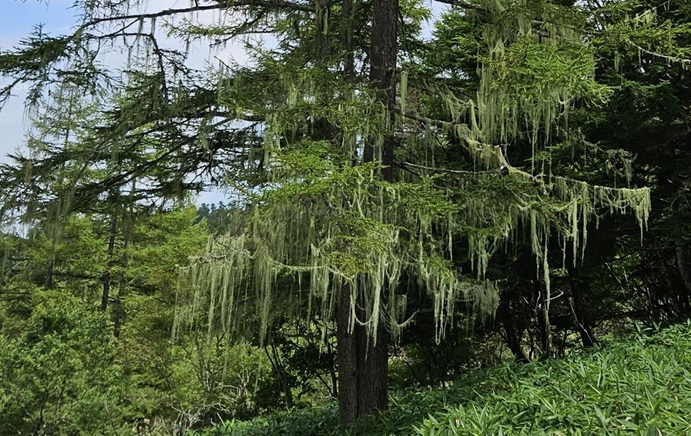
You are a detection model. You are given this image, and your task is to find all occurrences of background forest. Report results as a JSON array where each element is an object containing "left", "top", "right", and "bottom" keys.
[{"left": 0, "top": 0, "right": 690, "bottom": 434}]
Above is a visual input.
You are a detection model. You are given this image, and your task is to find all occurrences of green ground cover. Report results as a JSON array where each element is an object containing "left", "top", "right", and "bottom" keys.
[{"left": 201, "top": 322, "right": 691, "bottom": 435}]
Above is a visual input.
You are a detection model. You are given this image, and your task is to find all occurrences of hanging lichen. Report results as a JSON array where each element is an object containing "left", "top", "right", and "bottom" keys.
[
  {"left": 176, "top": 132, "right": 650, "bottom": 347},
  {"left": 438, "top": 0, "right": 610, "bottom": 164},
  {"left": 173, "top": 0, "right": 652, "bottom": 349}
]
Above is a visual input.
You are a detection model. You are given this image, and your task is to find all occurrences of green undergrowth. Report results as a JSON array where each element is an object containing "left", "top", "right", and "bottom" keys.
[{"left": 198, "top": 322, "right": 691, "bottom": 435}]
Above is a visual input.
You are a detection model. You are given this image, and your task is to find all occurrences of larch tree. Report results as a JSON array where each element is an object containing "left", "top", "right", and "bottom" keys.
[{"left": 0, "top": 0, "right": 653, "bottom": 426}]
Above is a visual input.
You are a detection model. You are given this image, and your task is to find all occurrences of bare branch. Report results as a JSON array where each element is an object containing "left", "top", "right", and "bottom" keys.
[
  {"left": 627, "top": 40, "right": 691, "bottom": 67},
  {"left": 76, "top": 0, "right": 314, "bottom": 34}
]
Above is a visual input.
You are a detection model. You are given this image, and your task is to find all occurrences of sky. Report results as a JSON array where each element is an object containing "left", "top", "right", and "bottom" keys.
[{"left": 0, "top": 0, "right": 76, "bottom": 164}]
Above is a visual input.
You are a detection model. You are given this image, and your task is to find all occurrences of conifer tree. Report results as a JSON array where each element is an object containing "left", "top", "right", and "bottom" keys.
[{"left": 0, "top": 0, "right": 656, "bottom": 425}]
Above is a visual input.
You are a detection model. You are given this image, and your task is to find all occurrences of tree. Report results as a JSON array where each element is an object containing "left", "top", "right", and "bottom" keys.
[
  {"left": 0, "top": 291, "right": 129, "bottom": 434},
  {"left": 582, "top": 0, "right": 691, "bottom": 322},
  {"left": 0, "top": 0, "right": 653, "bottom": 427}
]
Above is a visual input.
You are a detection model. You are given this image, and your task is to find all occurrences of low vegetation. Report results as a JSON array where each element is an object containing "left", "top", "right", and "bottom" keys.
[{"left": 202, "top": 322, "right": 691, "bottom": 435}]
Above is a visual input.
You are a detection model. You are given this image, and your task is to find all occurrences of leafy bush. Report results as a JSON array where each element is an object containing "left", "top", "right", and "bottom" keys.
[
  {"left": 197, "top": 406, "right": 339, "bottom": 436},
  {"left": 168, "top": 339, "right": 277, "bottom": 426},
  {"left": 0, "top": 291, "right": 130, "bottom": 435}
]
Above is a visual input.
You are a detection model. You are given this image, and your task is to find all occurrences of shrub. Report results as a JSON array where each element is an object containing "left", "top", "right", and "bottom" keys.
[{"left": 0, "top": 291, "right": 130, "bottom": 435}]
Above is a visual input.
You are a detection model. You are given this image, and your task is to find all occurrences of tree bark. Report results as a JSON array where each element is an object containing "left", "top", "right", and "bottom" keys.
[
  {"left": 336, "top": 284, "right": 389, "bottom": 426},
  {"left": 566, "top": 248, "right": 596, "bottom": 348},
  {"left": 565, "top": 257, "right": 596, "bottom": 348},
  {"left": 335, "top": 0, "right": 398, "bottom": 425},
  {"left": 355, "top": 309, "right": 388, "bottom": 417},
  {"left": 265, "top": 340, "right": 294, "bottom": 408},
  {"left": 315, "top": 0, "right": 330, "bottom": 61},
  {"left": 674, "top": 239, "right": 691, "bottom": 314},
  {"left": 101, "top": 216, "right": 117, "bottom": 312},
  {"left": 336, "top": 284, "right": 359, "bottom": 425},
  {"left": 499, "top": 299, "right": 529, "bottom": 363},
  {"left": 367, "top": 0, "right": 398, "bottom": 180},
  {"left": 341, "top": 0, "right": 355, "bottom": 82},
  {"left": 45, "top": 258, "right": 55, "bottom": 289},
  {"left": 535, "top": 280, "right": 553, "bottom": 358}
]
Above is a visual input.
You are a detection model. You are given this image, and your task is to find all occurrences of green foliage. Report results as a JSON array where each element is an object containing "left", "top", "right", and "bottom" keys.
[
  {"left": 167, "top": 340, "right": 277, "bottom": 425},
  {"left": 1, "top": 0, "right": 689, "bottom": 431},
  {"left": 0, "top": 291, "right": 130, "bottom": 435},
  {"left": 200, "top": 321, "right": 691, "bottom": 435},
  {"left": 178, "top": 142, "right": 509, "bottom": 347},
  {"left": 197, "top": 202, "right": 244, "bottom": 236},
  {"left": 197, "top": 406, "right": 339, "bottom": 436},
  {"left": 0, "top": 206, "right": 290, "bottom": 433},
  {"left": 415, "top": 321, "right": 691, "bottom": 435}
]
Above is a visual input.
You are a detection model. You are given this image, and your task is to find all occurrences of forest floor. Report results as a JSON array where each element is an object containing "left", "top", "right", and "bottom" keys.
[{"left": 197, "top": 321, "right": 691, "bottom": 435}]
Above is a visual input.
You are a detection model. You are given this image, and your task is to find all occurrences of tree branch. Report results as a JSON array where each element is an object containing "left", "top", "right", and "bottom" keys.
[
  {"left": 77, "top": 0, "right": 314, "bottom": 33},
  {"left": 626, "top": 40, "right": 691, "bottom": 67},
  {"left": 433, "top": 0, "right": 489, "bottom": 11}
]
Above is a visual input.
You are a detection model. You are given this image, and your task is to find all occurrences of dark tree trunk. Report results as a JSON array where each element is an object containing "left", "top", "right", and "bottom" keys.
[
  {"left": 535, "top": 280, "right": 553, "bottom": 358},
  {"left": 336, "top": 284, "right": 359, "bottom": 425},
  {"left": 315, "top": 0, "right": 330, "bottom": 61},
  {"left": 336, "top": 285, "right": 389, "bottom": 426},
  {"left": 45, "top": 258, "right": 55, "bottom": 289},
  {"left": 366, "top": 0, "right": 398, "bottom": 179},
  {"left": 674, "top": 239, "right": 691, "bottom": 314},
  {"left": 540, "top": 303, "right": 553, "bottom": 357},
  {"left": 565, "top": 256, "right": 596, "bottom": 348},
  {"left": 101, "top": 216, "right": 117, "bottom": 312},
  {"left": 499, "top": 299, "right": 529, "bottom": 363},
  {"left": 355, "top": 310, "right": 388, "bottom": 417},
  {"left": 565, "top": 248, "right": 595, "bottom": 347},
  {"left": 336, "top": 0, "right": 398, "bottom": 425},
  {"left": 265, "top": 340, "right": 294, "bottom": 408},
  {"left": 341, "top": 0, "right": 354, "bottom": 82}
]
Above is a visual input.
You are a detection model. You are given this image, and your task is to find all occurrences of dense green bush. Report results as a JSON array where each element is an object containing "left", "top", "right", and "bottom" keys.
[
  {"left": 166, "top": 340, "right": 278, "bottom": 425},
  {"left": 197, "top": 406, "right": 340, "bottom": 436},
  {"left": 0, "top": 291, "right": 130, "bottom": 435}
]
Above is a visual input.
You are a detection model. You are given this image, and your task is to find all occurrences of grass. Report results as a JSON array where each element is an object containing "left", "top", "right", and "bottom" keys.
[{"left": 199, "top": 321, "right": 691, "bottom": 435}]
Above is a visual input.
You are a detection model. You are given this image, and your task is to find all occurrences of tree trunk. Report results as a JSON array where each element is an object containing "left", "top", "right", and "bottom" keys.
[
  {"left": 45, "top": 258, "right": 55, "bottom": 289},
  {"left": 565, "top": 260, "right": 595, "bottom": 348},
  {"left": 535, "top": 280, "right": 553, "bottom": 358},
  {"left": 101, "top": 216, "right": 117, "bottom": 312},
  {"left": 499, "top": 299, "right": 529, "bottom": 363},
  {"left": 366, "top": 0, "right": 398, "bottom": 179},
  {"left": 336, "top": 287, "right": 358, "bottom": 425},
  {"left": 356, "top": 309, "right": 388, "bottom": 417},
  {"left": 315, "top": 0, "right": 330, "bottom": 61},
  {"left": 336, "top": 0, "right": 398, "bottom": 425},
  {"left": 565, "top": 248, "right": 595, "bottom": 347},
  {"left": 540, "top": 303, "right": 553, "bottom": 357},
  {"left": 340, "top": 0, "right": 354, "bottom": 82},
  {"left": 265, "top": 341, "right": 294, "bottom": 408},
  {"left": 336, "top": 284, "right": 389, "bottom": 426},
  {"left": 674, "top": 239, "right": 691, "bottom": 314}
]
